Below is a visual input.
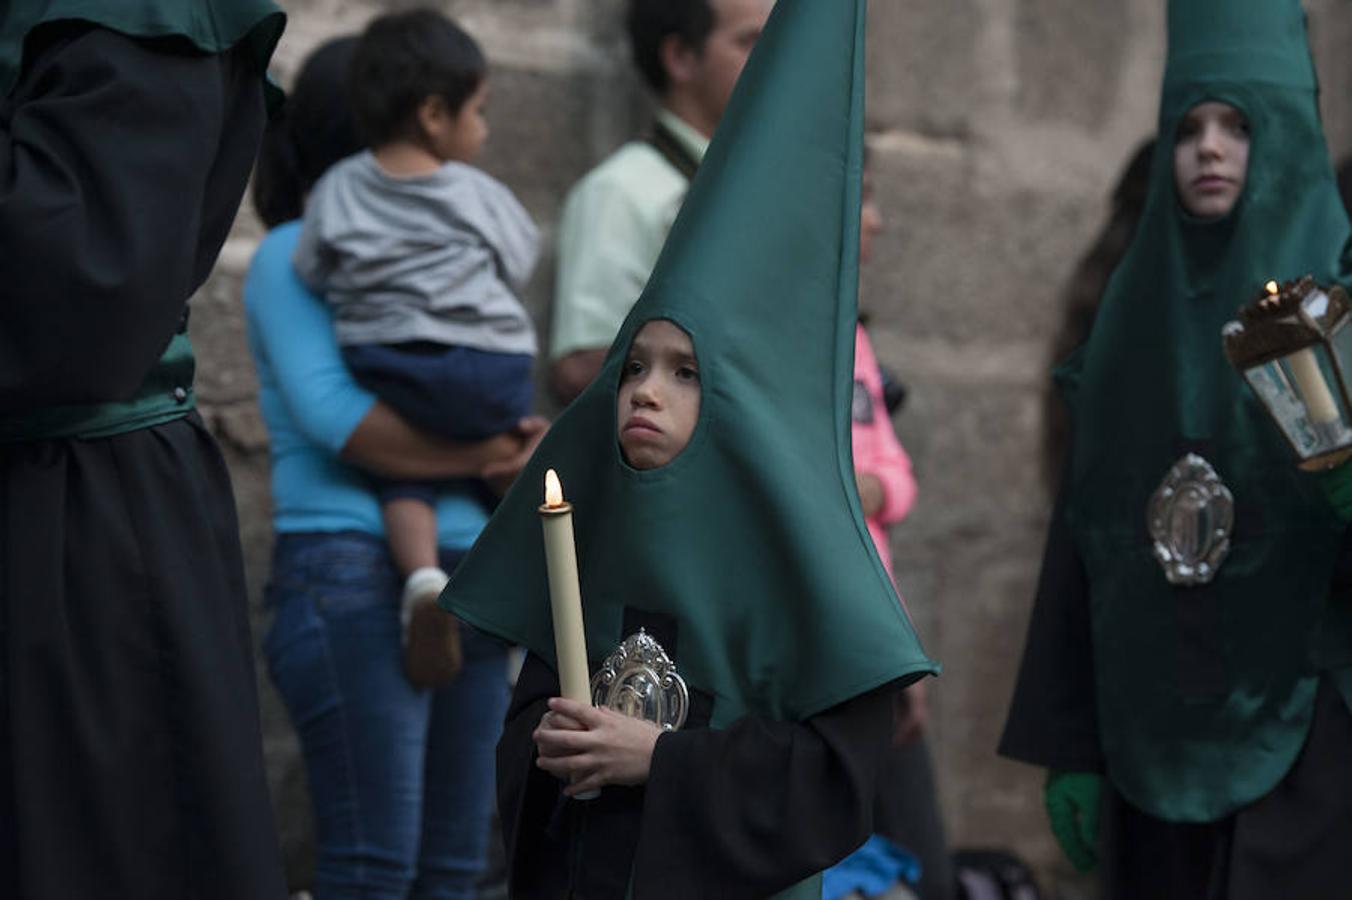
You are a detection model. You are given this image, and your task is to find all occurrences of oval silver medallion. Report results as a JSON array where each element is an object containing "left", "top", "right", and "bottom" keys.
[
  {"left": 1146, "top": 453, "right": 1234, "bottom": 587},
  {"left": 590, "top": 629, "right": 689, "bottom": 732}
]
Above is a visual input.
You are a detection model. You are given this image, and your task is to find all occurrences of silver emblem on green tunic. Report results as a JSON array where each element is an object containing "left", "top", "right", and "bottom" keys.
[
  {"left": 590, "top": 629, "right": 689, "bottom": 731},
  {"left": 1147, "top": 453, "right": 1234, "bottom": 586}
]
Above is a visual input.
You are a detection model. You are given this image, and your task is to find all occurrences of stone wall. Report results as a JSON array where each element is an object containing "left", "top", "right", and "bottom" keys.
[{"left": 195, "top": 1, "right": 1352, "bottom": 893}]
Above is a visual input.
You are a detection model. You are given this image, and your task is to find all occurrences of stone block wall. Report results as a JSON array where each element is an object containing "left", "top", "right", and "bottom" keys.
[{"left": 195, "top": 0, "right": 1352, "bottom": 893}]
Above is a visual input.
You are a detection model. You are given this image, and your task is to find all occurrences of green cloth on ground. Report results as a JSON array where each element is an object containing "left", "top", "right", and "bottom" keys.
[{"left": 1060, "top": 0, "right": 1351, "bottom": 822}]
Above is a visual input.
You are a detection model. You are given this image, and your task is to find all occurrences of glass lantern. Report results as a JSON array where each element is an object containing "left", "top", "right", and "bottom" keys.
[{"left": 1222, "top": 276, "right": 1352, "bottom": 470}]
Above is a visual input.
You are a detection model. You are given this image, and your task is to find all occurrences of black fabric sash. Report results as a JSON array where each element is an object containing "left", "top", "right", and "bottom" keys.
[{"left": 647, "top": 120, "right": 700, "bottom": 182}]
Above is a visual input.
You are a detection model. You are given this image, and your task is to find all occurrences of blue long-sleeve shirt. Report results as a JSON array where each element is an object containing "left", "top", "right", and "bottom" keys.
[{"left": 243, "top": 222, "right": 488, "bottom": 547}]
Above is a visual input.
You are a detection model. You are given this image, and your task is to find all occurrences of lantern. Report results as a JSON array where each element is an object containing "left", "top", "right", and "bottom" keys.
[{"left": 1222, "top": 276, "right": 1352, "bottom": 470}]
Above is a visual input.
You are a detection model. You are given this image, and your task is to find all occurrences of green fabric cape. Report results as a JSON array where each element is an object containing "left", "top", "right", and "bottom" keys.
[
  {"left": 442, "top": 0, "right": 937, "bottom": 727},
  {"left": 1, "top": 0, "right": 285, "bottom": 99},
  {"left": 1062, "top": 0, "right": 1352, "bottom": 821}
]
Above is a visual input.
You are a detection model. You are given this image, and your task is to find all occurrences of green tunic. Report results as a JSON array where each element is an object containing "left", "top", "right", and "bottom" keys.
[
  {"left": 1062, "top": 0, "right": 1352, "bottom": 822},
  {"left": 443, "top": 0, "right": 936, "bottom": 894}
]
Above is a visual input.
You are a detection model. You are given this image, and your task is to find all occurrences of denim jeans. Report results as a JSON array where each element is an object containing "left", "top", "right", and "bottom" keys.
[{"left": 264, "top": 532, "right": 509, "bottom": 899}]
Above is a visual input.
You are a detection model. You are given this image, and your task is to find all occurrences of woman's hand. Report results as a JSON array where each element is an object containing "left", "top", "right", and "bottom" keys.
[
  {"left": 533, "top": 697, "right": 662, "bottom": 797},
  {"left": 482, "top": 416, "right": 549, "bottom": 495}
]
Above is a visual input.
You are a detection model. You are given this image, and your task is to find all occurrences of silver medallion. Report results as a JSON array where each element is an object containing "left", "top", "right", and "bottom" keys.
[
  {"left": 590, "top": 629, "right": 689, "bottom": 732},
  {"left": 1146, "top": 453, "right": 1234, "bottom": 586}
]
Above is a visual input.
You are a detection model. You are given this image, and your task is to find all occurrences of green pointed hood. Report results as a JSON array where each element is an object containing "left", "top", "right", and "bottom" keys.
[
  {"left": 1, "top": 0, "right": 285, "bottom": 99},
  {"left": 1162, "top": 0, "right": 1316, "bottom": 96},
  {"left": 1063, "top": 0, "right": 1350, "bottom": 821},
  {"left": 443, "top": 0, "right": 936, "bottom": 724}
]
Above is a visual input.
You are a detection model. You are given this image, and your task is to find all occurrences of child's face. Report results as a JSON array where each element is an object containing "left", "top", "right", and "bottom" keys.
[
  {"left": 1173, "top": 101, "right": 1250, "bottom": 219},
  {"left": 422, "top": 80, "right": 489, "bottom": 164},
  {"left": 617, "top": 320, "right": 702, "bottom": 470}
]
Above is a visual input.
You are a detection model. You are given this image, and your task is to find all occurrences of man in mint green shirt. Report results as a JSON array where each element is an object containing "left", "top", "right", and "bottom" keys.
[{"left": 548, "top": 0, "right": 771, "bottom": 404}]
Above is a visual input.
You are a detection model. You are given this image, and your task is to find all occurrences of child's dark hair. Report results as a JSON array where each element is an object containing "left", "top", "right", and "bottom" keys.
[
  {"left": 350, "top": 8, "right": 486, "bottom": 147},
  {"left": 626, "top": 0, "right": 715, "bottom": 95},
  {"left": 253, "top": 37, "right": 362, "bottom": 228}
]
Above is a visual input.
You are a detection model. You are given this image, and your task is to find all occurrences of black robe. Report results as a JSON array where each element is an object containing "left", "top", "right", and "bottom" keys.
[
  {"left": 999, "top": 488, "right": 1352, "bottom": 900},
  {"left": 499, "top": 651, "right": 896, "bottom": 899},
  {"left": 0, "top": 24, "right": 285, "bottom": 899}
]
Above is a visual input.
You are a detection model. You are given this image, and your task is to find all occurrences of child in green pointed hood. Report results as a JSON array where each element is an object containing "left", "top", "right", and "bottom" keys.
[
  {"left": 440, "top": 0, "right": 936, "bottom": 897},
  {"left": 1000, "top": 1, "right": 1352, "bottom": 896}
]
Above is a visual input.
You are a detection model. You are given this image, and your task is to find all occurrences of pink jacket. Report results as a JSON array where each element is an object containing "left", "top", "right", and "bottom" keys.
[{"left": 852, "top": 324, "right": 917, "bottom": 581}]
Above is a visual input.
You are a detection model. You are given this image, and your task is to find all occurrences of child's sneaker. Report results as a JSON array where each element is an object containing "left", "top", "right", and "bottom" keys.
[{"left": 401, "top": 566, "right": 462, "bottom": 689}]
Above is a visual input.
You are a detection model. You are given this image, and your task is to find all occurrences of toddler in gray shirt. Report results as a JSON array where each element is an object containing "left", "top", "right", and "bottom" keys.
[{"left": 293, "top": 9, "right": 539, "bottom": 689}]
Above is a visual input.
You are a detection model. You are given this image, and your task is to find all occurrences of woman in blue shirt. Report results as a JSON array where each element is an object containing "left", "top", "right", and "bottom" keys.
[{"left": 244, "top": 38, "right": 543, "bottom": 899}]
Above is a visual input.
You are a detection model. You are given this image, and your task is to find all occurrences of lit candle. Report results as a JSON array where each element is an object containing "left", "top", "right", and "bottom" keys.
[
  {"left": 1264, "top": 281, "right": 1342, "bottom": 426},
  {"left": 539, "top": 469, "right": 592, "bottom": 707},
  {"left": 1260, "top": 280, "right": 1281, "bottom": 311},
  {"left": 539, "top": 469, "right": 599, "bottom": 800}
]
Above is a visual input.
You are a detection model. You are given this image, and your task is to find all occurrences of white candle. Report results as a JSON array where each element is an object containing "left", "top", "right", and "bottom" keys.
[
  {"left": 539, "top": 469, "right": 592, "bottom": 706},
  {"left": 539, "top": 469, "right": 598, "bottom": 800},
  {"left": 1288, "top": 348, "right": 1341, "bottom": 426}
]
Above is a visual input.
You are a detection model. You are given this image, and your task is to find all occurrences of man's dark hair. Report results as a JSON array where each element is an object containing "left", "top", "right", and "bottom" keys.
[
  {"left": 626, "top": 0, "right": 716, "bottom": 95},
  {"left": 350, "top": 8, "right": 486, "bottom": 147}
]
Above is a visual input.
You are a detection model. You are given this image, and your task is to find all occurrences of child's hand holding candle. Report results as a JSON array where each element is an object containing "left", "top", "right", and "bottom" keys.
[
  {"left": 533, "top": 698, "right": 662, "bottom": 798},
  {"left": 538, "top": 469, "right": 601, "bottom": 800},
  {"left": 539, "top": 469, "right": 591, "bottom": 705}
]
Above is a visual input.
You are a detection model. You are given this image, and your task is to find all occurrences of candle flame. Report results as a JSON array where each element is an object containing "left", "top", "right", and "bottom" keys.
[
  {"left": 1266, "top": 280, "right": 1280, "bottom": 296},
  {"left": 544, "top": 469, "right": 564, "bottom": 508}
]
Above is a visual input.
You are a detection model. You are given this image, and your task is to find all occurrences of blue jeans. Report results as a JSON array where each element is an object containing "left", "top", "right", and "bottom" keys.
[
  {"left": 342, "top": 343, "right": 534, "bottom": 508},
  {"left": 341, "top": 343, "right": 534, "bottom": 442},
  {"left": 264, "top": 532, "right": 509, "bottom": 899}
]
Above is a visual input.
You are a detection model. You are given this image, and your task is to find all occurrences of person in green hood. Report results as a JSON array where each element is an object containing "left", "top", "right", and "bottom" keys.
[
  {"left": 1000, "top": 1, "right": 1352, "bottom": 897},
  {"left": 440, "top": 0, "right": 937, "bottom": 897},
  {"left": 0, "top": 2, "right": 287, "bottom": 897}
]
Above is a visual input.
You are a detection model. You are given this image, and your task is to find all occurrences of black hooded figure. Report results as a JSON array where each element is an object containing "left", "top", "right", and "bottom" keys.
[{"left": 0, "top": 2, "right": 288, "bottom": 897}]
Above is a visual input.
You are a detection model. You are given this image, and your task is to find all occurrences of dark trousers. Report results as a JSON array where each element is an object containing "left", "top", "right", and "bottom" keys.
[
  {"left": 873, "top": 736, "right": 953, "bottom": 900},
  {"left": 0, "top": 416, "right": 286, "bottom": 899},
  {"left": 343, "top": 342, "right": 534, "bottom": 505},
  {"left": 1102, "top": 678, "right": 1352, "bottom": 900}
]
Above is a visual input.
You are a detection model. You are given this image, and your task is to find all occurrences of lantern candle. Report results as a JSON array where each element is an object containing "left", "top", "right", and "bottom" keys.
[
  {"left": 1260, "top": 281, "right": 1343, "bottom": 426},
  {"left": 1287, "top": 348, "right": 1341, "bottom": 425},
  {"left": 1223, "top": 276, "right": 1352, "bottom": 470},
  {"left": 539, "top": 469, "right": 592, "bottom": 707}
]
